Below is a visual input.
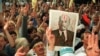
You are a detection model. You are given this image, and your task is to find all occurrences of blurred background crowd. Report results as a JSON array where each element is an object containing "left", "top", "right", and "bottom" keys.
[{"left": 0, "top": 0, "right": 100, "bottom": 56}]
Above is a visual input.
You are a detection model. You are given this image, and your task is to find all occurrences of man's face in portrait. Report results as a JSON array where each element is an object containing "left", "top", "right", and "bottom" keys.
[
  {"left": 58, "top": 14, "right": 70, "bottom": 31},
  {"left": 33, "top": 42, "right": 45, "bottom": 55}
]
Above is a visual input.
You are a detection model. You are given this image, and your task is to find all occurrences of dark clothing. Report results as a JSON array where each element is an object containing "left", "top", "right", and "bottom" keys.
[
  {"left": 21, "top": 16, "right": 28, "bottom": 38},
  {"left": 4, "top": 44, "right": 15, "bottom": 56},
  {"left": 32, "top": 18, "right": 38, "bottom": 28},
  {"left": 52, "top": 29, "right": 74, "bottom": 46}
]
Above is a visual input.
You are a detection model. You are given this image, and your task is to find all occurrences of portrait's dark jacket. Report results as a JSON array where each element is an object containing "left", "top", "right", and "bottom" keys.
[{"left": 52, "top": 29, "right": 74, "bottom": 46}]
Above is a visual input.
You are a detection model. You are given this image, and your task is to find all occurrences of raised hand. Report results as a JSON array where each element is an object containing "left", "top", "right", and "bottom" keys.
[
  {"left": 15, "top": 46, "right": 26, "bottom": 56},
  {"left": 46, "top": 28, "right": 55, "bottom": 50},
  {"left": 3, "top": 22, "right": 9, "bottom": 30},
  {"left": 86, "top": 33, "right": 100, "bottom": 56}
]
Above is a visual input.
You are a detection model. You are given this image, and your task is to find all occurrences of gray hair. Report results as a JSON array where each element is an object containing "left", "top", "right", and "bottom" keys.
[
  {"left": 15, "top": 37, "right": 29, "bottom": 51},
  {"left": 58, "top": 14, "right": 70, "bottom": 27}
]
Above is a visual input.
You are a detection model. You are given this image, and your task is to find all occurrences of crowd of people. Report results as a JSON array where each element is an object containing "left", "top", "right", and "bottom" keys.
[{"left": 0, "top": 0, "right": 100, "bottom": 56}]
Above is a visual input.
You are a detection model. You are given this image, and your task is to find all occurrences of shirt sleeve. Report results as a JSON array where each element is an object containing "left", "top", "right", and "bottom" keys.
[{"left": 47, "top": 49, "right": 55, "bottom": 56}]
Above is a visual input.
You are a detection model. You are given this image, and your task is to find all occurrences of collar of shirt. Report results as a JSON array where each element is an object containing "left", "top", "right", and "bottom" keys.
[
  {"left": 59, "top": 30, "right": 67, "bottom": 41},
  {"left": 75, "top": 46, "right": 85, "bottom": 55}
]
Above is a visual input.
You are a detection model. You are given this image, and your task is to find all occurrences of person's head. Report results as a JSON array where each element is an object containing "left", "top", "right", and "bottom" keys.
[
  {"left": 9, "top": 31, "right": 17, "bottom": 42},
  {"left": 15, "top": 38, "right": 29, "bottom": 55},
  {"left": 82, "top": 6, "right": 90, "bottom": 14},
  {"left": 30, "top": 35, "right": 45, "bottom": 56},
  {"left": 81, "top": 30, "right": 90, "bottom": 48},
  {"left": 41, "top": 12, "right": 49, "bottom": 21},
  {"left": 27, "top": 21, "right": 34, "bottom": 28},
  {"left": 50, "top": 2, "right": 57, "bottom": 9},
  {"left": 92, "top": 12, "right": 100, "bottom": 25},
  {"left": 57, "top": 5, "right": 64, "bottom": 11},
  {"left": 43, "top": 3, "right": 49, "bottom": 13},
  {"left": 0, "top": 34, "right": 5, "bottom": 51},
  {"left": 7, "top": 20, "right": 16, "bottom": 32},
  {"left": 31, "top": 11, "right": 37, "bottom": 18},
  {"left": 58, "top": 14, "right": 70, "bottom": 31},
  {"left": 27, "top": 27, "right": 37, "bottom": 38}
]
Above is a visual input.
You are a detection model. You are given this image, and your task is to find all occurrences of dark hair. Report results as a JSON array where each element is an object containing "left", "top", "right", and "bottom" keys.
[
  {"left": 41, "top": 12, "right": 49, "bottom": 21},
  {"left": 30, "top": 35, "right": 42, "bottom": 49},
  {"left": 0, "top": 51, "right": 8, "bottom": 56},
  {"left": 9, "top": 31, "right": 17, "bottom": 36},
  {"left": 81, "top": 30, "right": 91, "bottom": 40},
  {"left": 27, "top": 27, "right": 37, "bottom": 34}
]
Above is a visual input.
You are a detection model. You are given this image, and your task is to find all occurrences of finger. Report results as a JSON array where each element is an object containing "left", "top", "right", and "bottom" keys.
[
  {"left": 46, "top": 27, "right": 52, "bottom": 42},
  {"left": 94, "top": 35, "right": 99, "bottom": 48},
  {"left": 46, "top": 27, "right": 49, "bottom": 36},
  {"left": 17, "top": 46, "right": 24, "bottom": 52},
  {"left": 88, "top": 35, "right": 91, "bottom": 46},
  {"left": 4, "top": 23, "right": 8, "bottom": 29},
  {"left": 95, "top": 35, "right": 98, "bottom": 44},
  {"left": 50, "top": 34, "right": 55, "bottom": 45},
  {"left": 91, "top": 32, "right": 95, "bottom": 46},
  {"left": 46, "top": 27, "right": 52, "bottom": 36},
  {"left": 86, "top": 35, "right": 93, "bottom": 52},
  {"left": 18, "top": 52, "right": 26, "bottom": 56},
  {"left": 16, "top": 52, "right": 26, "bottom": 56},
  {"left": 83, "top": 33, "right": 87, "bottom": 39},
  {"left": 48, "top": 28, "right": 51, "bottom": 34}
]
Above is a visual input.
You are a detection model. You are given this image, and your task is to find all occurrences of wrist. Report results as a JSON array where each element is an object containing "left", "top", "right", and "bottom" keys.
[{"left": 48, "top": 44, "right": 55, "bottom": 51}]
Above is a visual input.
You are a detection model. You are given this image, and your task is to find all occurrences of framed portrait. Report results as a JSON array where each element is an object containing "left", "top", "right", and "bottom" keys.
[{"left": 49, "top": 10, "right": 79, "bottom": 51}]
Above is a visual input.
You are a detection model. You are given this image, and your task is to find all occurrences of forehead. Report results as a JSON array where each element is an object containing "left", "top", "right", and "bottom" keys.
[
  {"left": 34, "top": 42, "right": 44, "bottom": 47},
  {"left": 83, "top": 33, "right": 90, "bottom": 39},
  {"left": 60, "top": 14, "right": 69, "bottom": 21}
]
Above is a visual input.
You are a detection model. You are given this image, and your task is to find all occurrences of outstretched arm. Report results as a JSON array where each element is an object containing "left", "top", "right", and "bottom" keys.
[
  {"left": 3, "top": 23, "right": 15, "bottom": 47},
  {"left": 86, "top": 33, "right": 100, "bottom": 56},
  {"left": 46, "top": 28, "right": 55, "bottom": 56}
]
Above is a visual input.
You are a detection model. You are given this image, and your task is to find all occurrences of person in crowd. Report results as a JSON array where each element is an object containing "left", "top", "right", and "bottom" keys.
[
  {"left": 75, "top": 30, "right": 90, "bottom": 56},
  {"left": 15, "top": 28, "right": 55, "bottom": 56},
  {"left": 27, "top": 27, "right": 37, "bottom": 43},
  {"left": 3, "top": 21, "right": 17, "bottom": 56},
  {"left": 0, "top": 33, "right": 6, "bottom": 51},
  {"left": 15, "top": 38, "right": 29, "bottom": 56},
  {"left": 27, "top": 35, "right": 46, "bottom": 56},
  {"left": 1, "top": 0, "right": 100, "bottom": 56}
]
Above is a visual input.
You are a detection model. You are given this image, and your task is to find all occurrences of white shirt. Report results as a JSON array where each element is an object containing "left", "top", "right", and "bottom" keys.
[
  {"left": 75, "top": 46, "right": 86, "bottom": 56},
  {"left": 59, "top": 30, "right": 67, "bottom": 41},
  {"left": 27, "top": 49, "right": 55, "bottom": 56}
]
